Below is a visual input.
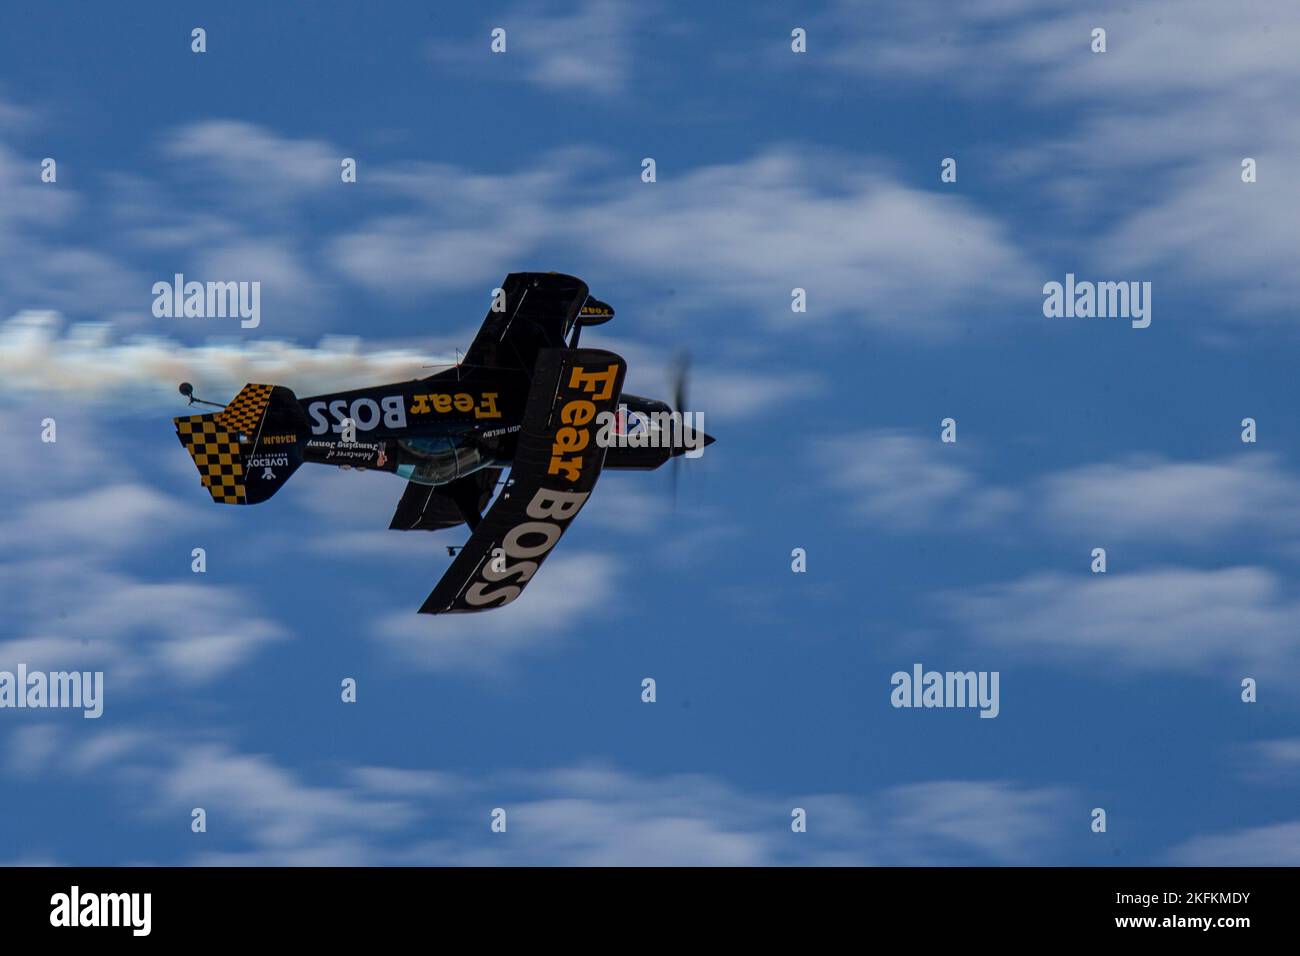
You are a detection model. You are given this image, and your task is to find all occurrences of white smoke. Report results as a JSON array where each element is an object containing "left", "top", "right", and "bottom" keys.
[
  {"left": 2, "top": 310, "right": 813, "bottom": 422},
  {"left": 0, "top": 311, "right": 457, "bottom": 404}
]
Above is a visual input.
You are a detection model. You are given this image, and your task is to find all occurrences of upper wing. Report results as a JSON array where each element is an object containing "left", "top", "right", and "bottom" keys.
[
  {"left": 460, "top": 273, "right": 590, "bottom": 374},
  {"left": 419, "top": 347, "right": 627, "bottom": 614}
]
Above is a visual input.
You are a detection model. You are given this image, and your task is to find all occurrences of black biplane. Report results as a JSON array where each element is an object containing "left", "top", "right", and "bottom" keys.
[{"left": 173, "top": 273, "right": 713, "bottom": 614}]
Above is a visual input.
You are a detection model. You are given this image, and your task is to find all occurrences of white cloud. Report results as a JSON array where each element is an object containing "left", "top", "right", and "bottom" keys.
[
  {"left": 350, "top": 766, "right": 467, "bottom": 798},
  {"left": 159, "top": 744, "right": 413, "bottom": 857},
  {"left": 8, "top": 726, "right": 160, "bottom": 779},
  {"left": 11, "top": 114, "right": 1037, "bottom": 342},
  {"left": 323, "top": 151, "right": 574, "bottom": 296},
  {"left": 691, "top": 367, "right": 821, "bottom": 421},
  {"left": 816, "top": 430, "right": 1018, "bottom": 530},
  {"left": 0, "top": 561, "right": 288, "bottom": 689},
  {"left": 6, "top": 725, "right": 62, "bottom": 777},
  {"left": 878, "top": 780, "right": 1067, "bottom": 864},
  {"left": 817, "top": 435, "right": 1300, "bottom": 676},
  {"left": 1239, "top": 738, "right": 1300, "bottom": 783},
  {"left": 816, "top": 437, "right": 1300, "bottom": 549},
  {"left": 569, "top": 151, "right": 1034, "bottom": 335},
  {"left": 511, "top": 0, "right": 642, "bottom": 94},
  {"left": 1096, "top": 145, "right": 1300, "bottom": 314},
  {"left": 0, "top": 142, "right": 141, "bottom": 319},
  {"left": 429, "top": 0, "right": 643, "bottom": 96},
  {"left": 327, "top": 147, "right": 1033, "bottom": 336},
  {"left": 817, "top": 1, "right": 1300, "bottom": 319},
  {"left": 1039, "top": 454, "right": 1300, "bottom": 546},
  {"left": 0, "top": 91, "right": 35, "bottom": 132},
  {"left": 8, "top": 725, "right": 1071, "bottom": 865},
  {"left": 163, "top": 120, "right": 341, "bottom": 203},
  {"left": 945, "top": 566, "right": 1300, "bottom": 675},
  {"left": 374, "top": 552, "right": 621, "bottom": 674},
  {"left": 193, "top": 237, "right": 327, "bottom": 318},
  {"left": 1, "top": 484, "right": 186, "bottom": 555},
  {"left": 576, "top": 476, "right": 668, "bottom": 533},
  {"left": 822, "top": 0, "right": 1300, "bottom": 105},
  {"left": 1167, "top": 820, "right": 1300, "bottom": 865},
  {"left": 0, "top": 406, "right": 288, "bottom": 691}
]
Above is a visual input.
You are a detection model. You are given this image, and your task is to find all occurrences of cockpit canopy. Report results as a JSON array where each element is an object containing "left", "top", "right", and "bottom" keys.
[{"left": 396, "top": 437, "right": 499, "bottom": 487}]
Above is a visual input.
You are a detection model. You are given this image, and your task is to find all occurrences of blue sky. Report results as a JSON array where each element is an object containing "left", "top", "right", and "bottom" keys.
[{"left": 1, "top": 0, "right": 1298, "bottom": 865}]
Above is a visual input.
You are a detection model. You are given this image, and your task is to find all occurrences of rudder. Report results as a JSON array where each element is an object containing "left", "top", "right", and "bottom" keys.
[{"left": 174, "top": 383, "right": 307, "bottom": 504}]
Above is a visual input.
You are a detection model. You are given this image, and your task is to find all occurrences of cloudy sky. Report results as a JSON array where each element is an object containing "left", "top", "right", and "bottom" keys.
[{"left": 1, "top": 0, "right": 1298, "bottom": 865}]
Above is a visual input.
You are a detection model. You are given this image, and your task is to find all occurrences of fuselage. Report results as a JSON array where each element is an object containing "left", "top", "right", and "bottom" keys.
[
  {"left": 293, "top": 365, "right": 527, "bottom": 486},
  {"left": 290, "top": 365, "right": 693, "bottom": 487}
]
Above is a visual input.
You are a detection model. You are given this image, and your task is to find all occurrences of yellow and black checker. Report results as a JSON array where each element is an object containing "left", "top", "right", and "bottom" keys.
[
  {"left": 216, "top": 383, "right": 274, "bottom": 443},
  {"left": 174, "top": 414, "right": 246, "bottom": 504}
]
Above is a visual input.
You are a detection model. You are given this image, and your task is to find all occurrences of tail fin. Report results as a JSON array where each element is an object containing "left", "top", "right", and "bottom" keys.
[{"left": 174, "top": 383, "right": 307, "bottom": 504}]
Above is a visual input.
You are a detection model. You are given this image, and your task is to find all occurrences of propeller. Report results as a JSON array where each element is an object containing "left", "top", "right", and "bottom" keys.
[
  {"left": 671, "top": 350, "right": 690, "bottom": 416},
  {"left": 668, "top": 351, "right": 690, "bottom": 507}
]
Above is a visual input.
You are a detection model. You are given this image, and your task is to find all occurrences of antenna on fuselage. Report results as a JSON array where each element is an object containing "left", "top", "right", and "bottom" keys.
[
  {"left": 420, "top": 351, "right": 477, "bottom": 377},
  {"left": 178, "top": 382, "right": 225, "bottom": 410}
]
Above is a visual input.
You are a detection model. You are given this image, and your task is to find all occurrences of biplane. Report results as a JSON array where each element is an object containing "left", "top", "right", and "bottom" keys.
[{"left": 173, "top": 273, "right": 713, "bottom": 613}]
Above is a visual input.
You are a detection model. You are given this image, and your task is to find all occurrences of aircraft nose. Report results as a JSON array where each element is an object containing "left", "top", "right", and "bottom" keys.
[{"left": 667, "top": 427, "right": 715, "bottom": 458}]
